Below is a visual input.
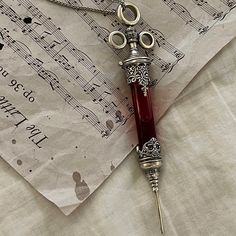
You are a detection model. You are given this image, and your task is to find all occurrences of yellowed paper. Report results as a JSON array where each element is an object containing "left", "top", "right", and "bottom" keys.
[{"left": 0, "top": 0, "right": 235, "bottom": 215}]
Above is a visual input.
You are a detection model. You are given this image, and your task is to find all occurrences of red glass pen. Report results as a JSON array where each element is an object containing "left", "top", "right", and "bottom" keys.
[{"left": 109, "top": 2, "right": 164, "bottom": 234}]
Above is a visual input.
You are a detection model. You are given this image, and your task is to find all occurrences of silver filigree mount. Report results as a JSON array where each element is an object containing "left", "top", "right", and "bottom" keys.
[
  {"left": 124, "top": 62, "right": 150, "bottom": 96},
  {"left": 137, "top": 137, "right": 162, "bottom": 163},
  {"left": 136, "top": 137, "right": 162, "bottom": 192}
]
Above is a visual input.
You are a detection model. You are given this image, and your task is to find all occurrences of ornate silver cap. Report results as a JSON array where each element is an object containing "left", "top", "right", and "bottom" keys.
[
  {"left": 108, "top": 2, "right": 155, "bottom": 96},
  {"left": 136, "top": 137, "right": 162, "bottom": 192}
]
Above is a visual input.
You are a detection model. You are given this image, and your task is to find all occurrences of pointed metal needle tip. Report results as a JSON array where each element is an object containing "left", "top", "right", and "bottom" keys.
[{"left": 155, "top": 190, "right": 164, "bottom": 234}]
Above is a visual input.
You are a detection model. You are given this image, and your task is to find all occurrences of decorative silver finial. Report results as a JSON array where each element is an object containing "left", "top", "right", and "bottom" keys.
[{"left": 136, "top": 137, "right": 164, "bottom": 234}]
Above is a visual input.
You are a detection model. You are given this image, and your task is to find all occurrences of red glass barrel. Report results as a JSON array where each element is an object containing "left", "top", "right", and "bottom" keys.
[{"left": 130, "top": 81, "right": 156, "bottom": 147}]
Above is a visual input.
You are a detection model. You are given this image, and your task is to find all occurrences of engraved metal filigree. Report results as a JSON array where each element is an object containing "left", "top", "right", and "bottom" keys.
[
  {"left": 137, "top": 137, "right": 161, "bottom": 160},
  {"left": 136, "top": 137, "right": 162, "bottom": 192},
  {"left": 124, "top": 63, "right": 150, "bottom": 96}
]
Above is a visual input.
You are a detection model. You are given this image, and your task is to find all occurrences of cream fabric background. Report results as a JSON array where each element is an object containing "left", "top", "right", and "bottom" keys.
[{"left": 0, "top": 37, "right": 236, "bottom": 235}]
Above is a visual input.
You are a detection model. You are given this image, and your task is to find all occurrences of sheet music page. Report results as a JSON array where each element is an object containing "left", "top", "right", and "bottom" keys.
[{"left": 0, "top": 0, "right": 235, "bottom": 214}]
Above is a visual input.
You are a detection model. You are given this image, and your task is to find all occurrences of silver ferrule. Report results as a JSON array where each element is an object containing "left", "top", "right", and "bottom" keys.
[{"left": 136, "top": 137, "right": 162, "bottom": 192}]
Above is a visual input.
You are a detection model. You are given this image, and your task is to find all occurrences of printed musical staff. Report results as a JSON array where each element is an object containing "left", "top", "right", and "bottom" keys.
[
  {"left": 221, "top": 0, "right": 236, "bottom": 9},
  {"left": 17, "top": 0, "right": 133, "bottom": 122},
  {"left": 220, "top": 0, "right": 236, "bottom": 17},
  {"left": 0, "top": 26, "right": 110, "bottom": 138},
  {"left": 192, "top": 0, "right": 225, "bottom": 20},
  {"left": 161, "top": 0, "right": 209, "bottom": 34},
  {"left": 1, "top": 0, "right": 133, "bottom": 133},
  {"left": 146, "top": 28, "right": 185, "bottom": 61}
]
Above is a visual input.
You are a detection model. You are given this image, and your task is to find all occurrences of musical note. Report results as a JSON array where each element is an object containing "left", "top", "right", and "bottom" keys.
[
  {"left": 53, "top": 54, "right": 74, "bottom": 70},
  {"left": 147, "top": 28, "right": 185, "bottom": 61},
  {"left": 64, "top": 94, "right": 73, "bottom": 103},
  {"left": 49, "top": 78, "right": 60, "bottom": 91},
  {"left": 162, "top": 0, "right": 209, "bottom": 34},
  {"left": 221, "top": 0, "right": 236, "bottom": 9},
  {"left": 111, "top": 19, "right": 121, "bottom": 28},
  {"left": 192, "top": 0, "right": 225, "bottom": 20},
  {"left": 0, "top": 5, "right": 21, "bottom": 23},
  {"left": 29, "top": 58, "right": 44, "bottom": 68},
  {"left": 36, "top": 30, "right": 51, "bottom": 41},
  {"left": 27, "top": 4, "right": 40, "bottom": 17},
  {"left": 21, "top": 23, "right": 40, "bottom": 38},
  {"left": 0, "top": 27, "right": 9, "bottom": 41},
  {"left": 43, "top": 40, "right": 59, "bottom": 51}
]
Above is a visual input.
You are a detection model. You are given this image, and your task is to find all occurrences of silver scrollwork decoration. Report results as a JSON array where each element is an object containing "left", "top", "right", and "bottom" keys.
[
  {"left": 137, "top": 137, "right": 161, "bottom": 161},
  {"left": 136, "top": 137, "right": 162, "bottom": 192},
  {"left": 124, "top": 62, "right": 150, "bottom": 96}
]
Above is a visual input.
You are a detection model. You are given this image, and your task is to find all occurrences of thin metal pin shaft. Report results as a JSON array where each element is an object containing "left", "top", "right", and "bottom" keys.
[{"left": 155, "top": 190, "right": 164, "bottom": 234}]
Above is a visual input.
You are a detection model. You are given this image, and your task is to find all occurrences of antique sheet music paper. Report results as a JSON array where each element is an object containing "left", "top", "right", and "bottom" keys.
[{"left": 0, "top": 0, "right": 235, "bottom": 215}]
